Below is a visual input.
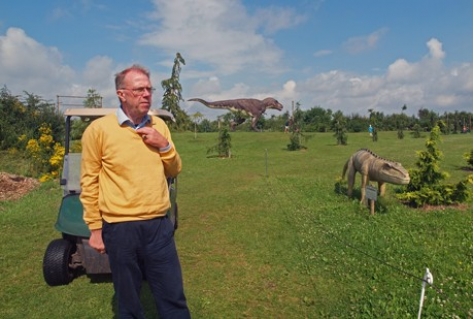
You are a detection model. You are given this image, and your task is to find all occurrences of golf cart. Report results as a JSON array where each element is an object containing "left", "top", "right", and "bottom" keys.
[{"left": 42, "top": 108, "right": 178, "bottom": 286}]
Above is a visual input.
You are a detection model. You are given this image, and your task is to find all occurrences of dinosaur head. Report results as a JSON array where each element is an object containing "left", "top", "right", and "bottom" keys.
[
  {"left": 379, "top": 162, "right": 410, "bottom": 185},
  {"left": 262, "top": 98, "right": 283, "bottom": 111}
]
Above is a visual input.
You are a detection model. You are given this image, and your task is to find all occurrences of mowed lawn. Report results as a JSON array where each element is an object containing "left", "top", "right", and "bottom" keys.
[{"left": 0, "top": 131, "right": 472, "bottom": 318}]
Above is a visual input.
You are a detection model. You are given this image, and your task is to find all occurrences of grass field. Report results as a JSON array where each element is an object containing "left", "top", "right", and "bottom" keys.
[{"left": 0, "top": 131, "right": 472, "bottom": 318}]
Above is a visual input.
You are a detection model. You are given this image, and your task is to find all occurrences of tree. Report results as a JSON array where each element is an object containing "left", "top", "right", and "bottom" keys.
[
  {"left": 303, "top": 106, "right": 333, "bottom": 132},
  {"left": 0, "top": 86, "right": 24, "bottom": 149},
  {"left": 161, "top": 52, "right": 190, "bottom": 130},
  {"left": 71, "top": 89, "right": 103, "bottom": 140},
  {"left": 287, "top": 104, "right": 307, "bottom": 150},
  {"left": 368, "top": 109, "right": 380, "bottom": 142},
  {"left": 0, "top": 88, "right": 63, "bottom": 151},
  {"left": 411, "top": 123, "right": 422, "bottom": 138},
  {"left": 398, "top": 126, "right": 472, "bottom": 207},
  {"left": 287, "top": 130, "right": 307, "bottom": 151},
  {"left": 417, "top": 108, "right": 439, "bottom": 132},
  {"left": 84, "top": 89, "right": 102, "bottom": 108},
  {"left": 331, "top": 110, "right": 348, "bottom": 145},
  {"left": 397, "top": 104, "right": 407, "bottom": 139},
  {"left": 207, "top": 128, "right": 232, "bottom": 158},
  {"left": 191, "top": 112, "right": 204, "bottom": 139}
]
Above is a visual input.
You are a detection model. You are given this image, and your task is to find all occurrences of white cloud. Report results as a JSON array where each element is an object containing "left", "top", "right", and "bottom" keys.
[
  {"left": 140, "top": 0, "right": 285, "bottom": 75},
  {"left": 426, "top": 38, "right": 446, "bottom": 60},
  {"left": 0, "top": 27, "right": 121, "bottom": 109},
  {"left": 83, "top": 56, "right": 114, "bottom": 86},
  {"left": 48, "top": 7, "right": 72, "bottom": 21},
  {"left": 314, "top": 49, "right": 332, "bottom": 57},
  {"left": 0, "top": 14, "right": 470, "bottom": 120},
  {"left": 0, "top": 28, "right": 76, "bottom": 100},
  {"left": 296, "top": 38, "right": 472, "bottom": 115},
  {"left": 253, "top": 6, "right": 307, "bottom": 34},
  {"left": 343, "top": 28, "right": 388, "bottom": 54},
  {"left": 282, "top": 80, "right": 296, "bottom": 96},
  {"left": 189, "top": 76, "right": 221, "bottom": 97}
]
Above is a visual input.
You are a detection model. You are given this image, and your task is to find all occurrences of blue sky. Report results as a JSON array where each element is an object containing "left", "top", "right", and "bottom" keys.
[{"left": 0, "top": 0, "right": 472, "bottom": 119}]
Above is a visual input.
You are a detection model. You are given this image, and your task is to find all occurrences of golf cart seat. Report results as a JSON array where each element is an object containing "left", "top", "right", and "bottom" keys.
[{"left": 60, "top": 152, "right": 82, "bottom": 195}]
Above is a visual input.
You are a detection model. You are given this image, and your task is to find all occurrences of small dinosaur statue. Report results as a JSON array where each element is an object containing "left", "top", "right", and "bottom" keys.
[
  {"left": 188, "top": 97, "right": 283, "bottom": 131},
  {"left": 342, "top": 148, "right": 410, "bottom": 203}
]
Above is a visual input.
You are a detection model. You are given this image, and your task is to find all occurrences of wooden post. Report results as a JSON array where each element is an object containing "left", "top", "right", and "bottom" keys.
[
  {"left": 369, "top": 199, "right": 375, "bottom": 215},
  {"left": 365, "top": 185, "right": 377, "bottom": 215}
]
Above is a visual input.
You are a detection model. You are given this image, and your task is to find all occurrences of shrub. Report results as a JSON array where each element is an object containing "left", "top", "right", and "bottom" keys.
[
  {"left": 398, "top": 126, "right": 473, "bottom": 207},
  {"left": 464, "top": 149, "right": 473, "bottom": 168},
  {"left": 287, "top": 130, "right": 308, "bottom": 151},
  {"left": 207, "top": 128, "right": 232, "bottom": 158},
  {"left": 25, "top": 123, "right": 65, "bottom": 181}
]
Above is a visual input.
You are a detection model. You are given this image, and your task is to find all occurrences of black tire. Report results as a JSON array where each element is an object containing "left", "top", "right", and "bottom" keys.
[{"left": 43, "top": 238, "right": 76, "bottom": 286}]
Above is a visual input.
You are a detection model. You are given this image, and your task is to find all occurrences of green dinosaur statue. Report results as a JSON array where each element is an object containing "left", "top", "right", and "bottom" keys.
[{"left": 342, "top": 148, "right": 410, "bottom": 203}]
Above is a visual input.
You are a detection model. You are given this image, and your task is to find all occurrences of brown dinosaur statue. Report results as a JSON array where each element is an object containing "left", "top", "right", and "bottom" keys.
[
  {"left": 188, "top": 97, "right": 283, "bottom": 131},
  {"left": 342, "top": 148, "right": 410, "bottom": 203}
]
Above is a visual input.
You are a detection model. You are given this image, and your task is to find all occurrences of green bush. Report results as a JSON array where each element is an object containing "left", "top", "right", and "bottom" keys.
[
  {"left": 464, "top": 149, "right": 473, "bottom": 168},
  {"left": 207, "top": 128, "right": 232, "bottom": 157},
  {"left": 398, "top": 126, "right": 473, "bottom": 207},
  {"left": 287, "top": 131, "right": 307, "bottom": 151}
]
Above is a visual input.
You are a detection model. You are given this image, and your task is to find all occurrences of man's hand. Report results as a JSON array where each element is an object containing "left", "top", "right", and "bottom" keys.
[
  {"left": 136, "top": 127, "right": 169, "bottom": 149},
  {"left": 89, "top": 229, "right": 106, "bottom": 254}
]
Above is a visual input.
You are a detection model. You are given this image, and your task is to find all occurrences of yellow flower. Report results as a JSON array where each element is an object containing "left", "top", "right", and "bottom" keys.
[
  {"left": 39, "top": 174, "right": 52, "bottom": 183},
  {"left": 39, "top": 134, "right": 53, "bottom": 147},
  {"left": 26, "top": 139, "right": 40, "bottom": 154}
]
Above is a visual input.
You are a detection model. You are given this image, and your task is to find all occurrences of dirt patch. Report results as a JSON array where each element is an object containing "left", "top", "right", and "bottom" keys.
[{"left": 0, "top": 172, "right": 40, "bottom": 201}]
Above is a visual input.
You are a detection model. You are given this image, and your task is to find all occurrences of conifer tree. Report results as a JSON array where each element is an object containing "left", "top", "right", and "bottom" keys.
[
  {"left": 161, "top": 52, "right": 190, "bottom": 130},
  {"left": 398, "top": 125, "right": 472, "bottom": 206}
]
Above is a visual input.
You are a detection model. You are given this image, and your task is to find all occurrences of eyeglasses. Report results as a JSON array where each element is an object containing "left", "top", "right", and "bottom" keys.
[{"left": 121, "top": 86, "right": 156, "bottom": 96}]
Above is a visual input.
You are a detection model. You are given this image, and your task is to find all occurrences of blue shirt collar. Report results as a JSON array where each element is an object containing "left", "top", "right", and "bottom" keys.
[{"left": 116, "top": 106, "right": 151, "bottom": 129}]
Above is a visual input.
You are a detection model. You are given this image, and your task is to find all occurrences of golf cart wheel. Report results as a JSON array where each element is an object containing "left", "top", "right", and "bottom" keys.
[{"left": 43, "top": 238, "right": 76, "bottom": 286}]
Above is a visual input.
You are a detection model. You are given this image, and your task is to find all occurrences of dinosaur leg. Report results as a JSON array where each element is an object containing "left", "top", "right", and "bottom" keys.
[
  {"left": 251, "top": 116, "right": 259, "bottom": 131},
  {"left": 360, "top": 174, "right": 369, "bottom": 204},
  {"left": 378, "top": 182, "right": 386, "bottom": 196}
]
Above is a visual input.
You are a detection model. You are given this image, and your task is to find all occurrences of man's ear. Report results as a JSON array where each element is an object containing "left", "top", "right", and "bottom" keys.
[{"left": 117, "top": 90, "right": 126, "bottom": 103}]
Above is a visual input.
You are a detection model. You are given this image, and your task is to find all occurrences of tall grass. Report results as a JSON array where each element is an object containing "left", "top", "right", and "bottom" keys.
[{"left": 0, "top": 131, "right": 472, "bottom": 318}]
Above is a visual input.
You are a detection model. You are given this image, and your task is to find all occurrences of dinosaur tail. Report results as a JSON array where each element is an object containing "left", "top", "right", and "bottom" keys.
[
  {"left": 342, "top": 158, "right": 350, "bottom": 180},
  {"left": 187, "top": 98, "right": 209, "bottom": 106}
]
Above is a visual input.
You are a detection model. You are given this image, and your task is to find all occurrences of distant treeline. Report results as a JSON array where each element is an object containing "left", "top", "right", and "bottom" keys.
[
  {"left": 192, "top": 104, "right": 473, "bottom": 134},
  {"left": 0, "top": 87, "right": 472, "bottom": 152}
]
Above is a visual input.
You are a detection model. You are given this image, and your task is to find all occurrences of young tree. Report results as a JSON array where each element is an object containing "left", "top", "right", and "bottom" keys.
[
  {"left": 191, "top": 111, "right": 204, "bottom": 139},
  {"left": 464, "top": 149, "right": 473, "bottom": 169},
  {"left": 331, "top": 110, "right": 348, "bottom": 145},
  {"left": 83, "top": 89, "right": 102, "bottom": 108},
  {"left": 207, "top": 128, "right": 232, "bottom": 158},
  {"left": 398, "top": 126, "right": 472, "bottom": 207},
  {"left": 397, "top": 104, "right": 407, "bottom": 139},
  {"left": 71, "top": 89, "right": 103, "bottom": 140},
  {"left": 161, "top": 52, "right": 190, "bottom": 130},
  {"left": 411, "top": 123, "right": 422, "bottom": 138},
  {"left": 368, "top": 109, "right": 379, "bottom": 142},
  {"left": 287, "top": 130, "right": 307, "bottom": 151}
]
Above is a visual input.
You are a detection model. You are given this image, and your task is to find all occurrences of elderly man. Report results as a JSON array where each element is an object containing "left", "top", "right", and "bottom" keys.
[{"left": 80, "top": 64, "right": 191, "bottom": 319}]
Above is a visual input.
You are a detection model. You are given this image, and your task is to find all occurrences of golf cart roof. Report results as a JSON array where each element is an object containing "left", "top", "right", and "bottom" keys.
[{"left": 63, "top": 108, "right": 175, "bottom": 122}]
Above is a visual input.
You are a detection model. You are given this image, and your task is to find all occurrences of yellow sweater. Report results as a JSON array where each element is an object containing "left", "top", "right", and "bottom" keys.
[{"left": 80, "top": 113, "right": 182, "bottom": 230}]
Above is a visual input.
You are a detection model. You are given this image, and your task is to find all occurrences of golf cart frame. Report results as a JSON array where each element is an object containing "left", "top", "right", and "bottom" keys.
[{"left": 42, "top": 108, "right": 178, "bottom": 286}]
